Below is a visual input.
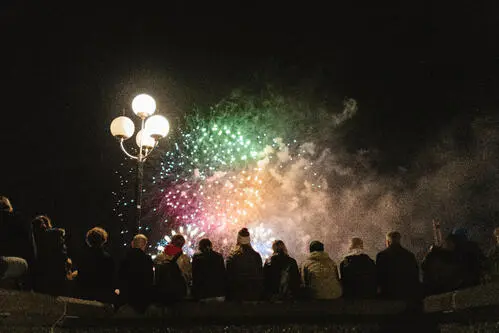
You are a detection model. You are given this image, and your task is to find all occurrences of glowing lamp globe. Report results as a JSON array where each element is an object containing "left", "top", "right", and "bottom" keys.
[
  {"left": 132, "top": 94, "right": 156, "bottom": 118},
  {"left": 110, "top": 116, "right": 135, "bottom": 140},
  {"left": 135, "top": 129, "right": 155, "bottom": 149},
  {"left": 145, "top": 115, "right": 169, "bottom": 140}
]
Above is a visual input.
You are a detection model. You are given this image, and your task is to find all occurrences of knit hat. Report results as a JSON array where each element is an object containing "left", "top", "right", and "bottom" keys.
[
  {"left": 237, "top": 228, "right": 251, "bottom": 245},
  {"left": 309, "top": 240, "right": 324, "bottom": 253}
]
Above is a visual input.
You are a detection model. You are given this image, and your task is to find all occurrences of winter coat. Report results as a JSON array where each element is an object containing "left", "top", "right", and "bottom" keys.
[
  {"left": 32, "top": 228, "right": 69, "bottom": 295},
  {"left": 340, "top": 250, "right": 376, "bottom": 299},
  {"left": 301, "top": 251, "right": 342, "bottom": 300},
  {"left": 192, "top": 250, "right": 226, "bottom": 299},
  {"left": 76, "top": 247, "right": 115, "bottom": 303},
  {"left": 376, "top": 244, "right": 420, "bottom": 300},
  {"left": 0, "top": 211, "right": 36, "bottom": 267},
  {"left": 421, "top": 245, "right": 462, "bottom": 295},
  {"left": 263, "top": 253, "right": 300, "bottom": 300},
  {"left": 155, "top": 244, "right": 192, "bottom": 283},
  {"left": 226, "top": 246, "right": 263, "bottom": 301},
  {"left": 118, "top": 248, "right": 154, "bottom": 312},
  {"left": 455, "top": 240, "right": 485, "bottom": 288}
]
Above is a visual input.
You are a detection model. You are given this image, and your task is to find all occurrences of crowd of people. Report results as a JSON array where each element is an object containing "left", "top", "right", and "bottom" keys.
[{"left": 2, "top": 195, "right": 499, "bottom": 314}]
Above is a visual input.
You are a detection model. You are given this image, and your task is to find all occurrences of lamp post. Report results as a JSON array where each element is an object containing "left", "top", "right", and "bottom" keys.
[{"left": 110, "top": 94, "right": 169, "bottom": 234}]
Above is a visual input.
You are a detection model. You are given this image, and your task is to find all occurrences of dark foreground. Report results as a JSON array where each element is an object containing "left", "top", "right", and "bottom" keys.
[{"left": 2, "top": 283, "right": 499, "bottom": 332}]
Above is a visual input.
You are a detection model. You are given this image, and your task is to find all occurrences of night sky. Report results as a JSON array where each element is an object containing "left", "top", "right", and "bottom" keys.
[{"left": 1, "top": 3, "right": 498, "bottom": 254}]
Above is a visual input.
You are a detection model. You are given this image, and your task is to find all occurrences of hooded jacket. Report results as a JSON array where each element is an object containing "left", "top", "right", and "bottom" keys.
[{"left": 301, "top": 251, "right": 342, "bottom": 299}]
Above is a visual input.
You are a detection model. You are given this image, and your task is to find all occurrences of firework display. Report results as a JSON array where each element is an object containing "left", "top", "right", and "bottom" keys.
[{"left": 114, "top": 96, "right": 359, "bottom": 258}]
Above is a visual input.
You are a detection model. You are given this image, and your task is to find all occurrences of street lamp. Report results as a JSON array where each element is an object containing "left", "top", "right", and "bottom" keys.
[{"left": 110, "top": 94, "right": 169, "bottom": 234}]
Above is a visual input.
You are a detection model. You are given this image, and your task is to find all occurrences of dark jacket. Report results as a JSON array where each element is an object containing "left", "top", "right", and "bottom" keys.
[
  {"left": 33, "top": 228, "right": 69, "bottom": 295},
  {"left": 76, "top": 246, "right": 115, "bottom": 303},
  {"left": 340, "top": 251, "right": 377, "bottom": 299},
  {"left": 455, "top": 239, "right": 485, "bottom": 288},
  {"left": 226, "top": 246, "right": 263, "bottom": 301},
  {"left": 0, "top": 211, "right": 36, "bottom": 265},
  {"left": 421, "top": 245, "right": 462, "bottom": 295},
  {"left": 263, "top": 253, "right": 300, "bottom": 300},
  {"left": 376, "top": 244, "right": 420, "bottom": 300},
  {"left": 118, "top": 248, "right": 154, "bottom": 311},
  {"left": 192, "top": 250, "right": 226, "bottom": 299}
]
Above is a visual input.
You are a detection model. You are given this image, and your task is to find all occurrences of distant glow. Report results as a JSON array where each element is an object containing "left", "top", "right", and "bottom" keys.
[
  {"left": 132, "top": 94, "right": 156, "bottom": 118},
  {"left": 249, "top": 223, "right": 275, "bottom": 260}
]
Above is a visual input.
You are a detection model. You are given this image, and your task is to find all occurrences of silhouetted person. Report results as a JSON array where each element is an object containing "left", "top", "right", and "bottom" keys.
[
  {"left": 0, "top": 196, "right": 33, "bottom": 286},
  {"left": 421, "top": 235, "right": 462, "bottom": 295},
  {"left": 117, "top": 234, "right": 154, "bottom": 312},
  {"left": 154, "top": 234, "right": 191, "bottom": 302},
  {"left": 263, "top": 240, "right": 300, "bottom": 301},
  {"left": 487, "top": 227, "right": 499, "bottom": 282},
  {"left": 340, "top": 237, "right": 376, "bottom": 299},
  {"left": 376, "top": 231, "right": 420, "bottom": 301},
  {"left": 226, "top": 228, "right": 263, "bottom": 301},
  {"left": 192, "top": 238, "right": 226, "bottom": 301},
  {"left": 451, "top": 227, "right": 485, "bottom": 288},
  {"left": 76, "top": 227, "right": 115, "bottom": 303},
  {"left": 301, "top": 240, "right": 342, "bottom": 299},
  {"left": 31, "top": 215, "right": 72, "bottom": 296}
]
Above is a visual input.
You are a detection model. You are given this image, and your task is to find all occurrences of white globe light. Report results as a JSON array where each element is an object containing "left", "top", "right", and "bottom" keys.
[
  {"left": 135, "top": 129, "right": 155, "bottom": 149},
  {"left": 132, "top": 94, "right": 156, "bottom": 118},
  {"left": 110, "top": 116, "right": 135, "bottom": 139},
  {"left": 145, "top": 115, "right": 169, "bottom": 139}
]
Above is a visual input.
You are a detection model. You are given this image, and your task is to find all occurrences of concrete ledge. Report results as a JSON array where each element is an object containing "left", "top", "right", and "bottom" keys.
[
  {"left": 0, "top": 289, "right": 113, "bottom": 327},
  {"left": 424, "top": 282, "right": 499, "bottom": 313}
]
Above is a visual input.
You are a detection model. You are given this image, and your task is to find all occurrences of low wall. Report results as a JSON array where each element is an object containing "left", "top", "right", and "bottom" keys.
[{"left": 4, "top": 283, "right": 499, "bottom": 332}]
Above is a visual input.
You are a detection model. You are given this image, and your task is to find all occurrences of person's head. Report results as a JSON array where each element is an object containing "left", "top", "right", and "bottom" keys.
[
  {"left": 0, "top": 196, "right": 13, "bottom": 213},
  {"left": 86, "top": 227, "right": 108, "bottom": 248},
  {"left": 272, "top": 240, "right": 288, "bottom": 255},
  {"left": 452, "top": 227, "right": 469, "bottom": 242},
  {"left": 237, "top": 228, "right": 251, "bottom": 246},
  {"left": 32, "top": 215, "right": 52, "bottom": 232},
  {"left": 132, "top": 234, "right": 148, "bottom": 251},
  {"left": 494, "top": 227, "right": 499, "bottom": 243},
  {"left": 385, "top": 231, "right": 401, "bottom": 247},
  {"left": 309, "top": 240, "right": 324, "bottom": 253},
  {"left": 198, "top": 238, "right": 212, "bottom": 253},
  {"left": 171, "top": 234, "right": 186, "bottom": 249},
  {"left": 349, "top": 237, "right": 364, "bottom": 251}
]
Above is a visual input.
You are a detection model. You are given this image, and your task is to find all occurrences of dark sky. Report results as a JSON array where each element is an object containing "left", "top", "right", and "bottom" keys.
[{"left": 1, "top": 2, "right": 498, "bottom": 253}]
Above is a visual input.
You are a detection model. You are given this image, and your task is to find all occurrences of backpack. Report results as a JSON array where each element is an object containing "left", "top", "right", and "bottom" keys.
[{"left": 155, "top": 252, "right": 187, "bottom": 302}]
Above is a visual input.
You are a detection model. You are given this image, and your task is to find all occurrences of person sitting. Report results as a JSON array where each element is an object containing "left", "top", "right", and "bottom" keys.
[
  {"left": 376, "top": 231, "right": 420, "bottom": 301},
  {"left": 192, "top": 238, "right": 226, "bottom": 301},
  {"left": 117, "top": 234, "right": 154, "bottom": 312},
  {"left": 422, "top": 234, "right": 462, "bottom": 295},
  {"left": 154, "top": 234, "right": 191, "bottom": 303},
  {"left": 263, "top": 240, "right": 300, "bottom": 301},
  {"left": 0, "top": 196, "right": 33, "bottom": 289},
  {"left": 301, "top": 240, "right": 342, "bottom": 300},
  {"left": 451, "top": 227, "right": 486, "bottom": 288},
  {"left": 31, "top": 215, "right": 73, "bottom": 296},
  {"left": 75, "top": 227, "right": 115, "bottom": 303},
  {"left": 340, "top": 237, "right": 376, "bottom": 299},
  {"left": 226, "top": 228, "right": 263, "bottom": 301}
]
